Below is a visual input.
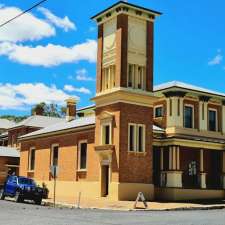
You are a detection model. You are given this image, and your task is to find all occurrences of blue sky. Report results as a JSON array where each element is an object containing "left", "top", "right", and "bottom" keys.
[{"left": 0, "top": 0, "right": 224, "bottom": 116}]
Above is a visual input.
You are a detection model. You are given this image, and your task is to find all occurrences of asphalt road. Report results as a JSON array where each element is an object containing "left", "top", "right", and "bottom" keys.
[{"left": 1, "top": 200, "right": 225, "bottom": 225}]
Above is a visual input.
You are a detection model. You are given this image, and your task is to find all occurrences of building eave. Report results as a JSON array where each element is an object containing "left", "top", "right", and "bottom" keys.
[
  {"left": 19, "top": 124, "right": 95, "bottom": 142},
  {"left": 91, "top": 1, "right": 162, "bottom": 21}
]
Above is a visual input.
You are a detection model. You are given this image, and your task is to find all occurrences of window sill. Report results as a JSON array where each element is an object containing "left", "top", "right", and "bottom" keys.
[
  {"left": 128, "top": 151, "right": 147, "bottom": 156},
  {"left": 77, "top": 169, "right": 87, "bottom": 173},
  {"left": 27, "top": 170, "right": 34, "bottom": 173}
]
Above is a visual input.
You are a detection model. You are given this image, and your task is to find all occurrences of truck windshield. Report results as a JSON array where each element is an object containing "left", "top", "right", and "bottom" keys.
[{"left": 18, "top": 178, "right": 35, "bottom": 185}]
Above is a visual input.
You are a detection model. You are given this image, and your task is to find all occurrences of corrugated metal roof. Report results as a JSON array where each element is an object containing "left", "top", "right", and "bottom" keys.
[
  {"left": 0, "top": 119, "right": 16, "bottom": 129},
  {"left": 10, "top": 115, "right": 65, "bottom": 129},
  {"left": 0, "top": 146, "right": 20, "bottom": 158},
  {"left": 153, "top": 125, "right": 164, "bottom": 132},
  {"left": 20, "top": 116, "right": 164, "bottom": 139},
  {"left": 21, "top": 116, "right": 96, "bottom": 139},
  {"left": 154, "top": 81, "right": 225, "bottom": 98}
]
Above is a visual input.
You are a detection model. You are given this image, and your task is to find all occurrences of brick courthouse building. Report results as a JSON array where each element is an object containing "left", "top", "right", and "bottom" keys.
[{"left": 19, "top": 1, "right": 225, "bottom": 201}]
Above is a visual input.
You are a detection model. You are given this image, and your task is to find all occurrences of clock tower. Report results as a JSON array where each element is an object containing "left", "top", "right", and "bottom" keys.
[{"left": 92, "top": 1, "right": 161, "bottom": 200}]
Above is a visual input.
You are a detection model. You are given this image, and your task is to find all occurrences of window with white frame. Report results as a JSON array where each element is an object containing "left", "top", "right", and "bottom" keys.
[
  {"left": 184, "top": 105, "right": 194, "bottom": 128},
  {"left": 51, "top": 145, "right": 59, "bottom": 166},
  {"left": 102, "top": 65, "right": 116, "bottom": 91},
  {"left": 101, "top": 122, "right": 112, "bottom": 145},
  {"left": 128, "top": 123, "right": 146, "bottom": 152},
  {"left": 127, "top": 64, "right": 146, "bottom": 90},
  {"left": 78, "top": 140, "right": 87, "bottom": 170},
  {"left": 29, "top": 147, "right": 35, "bottom": 171},
  {"left": 208, "top": 109, "right": 217, "bottom": 131}
]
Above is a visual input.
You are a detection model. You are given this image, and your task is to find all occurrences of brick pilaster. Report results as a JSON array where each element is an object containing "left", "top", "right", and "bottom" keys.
[{"left": 146, "top": 21, "right": 154, "bottom": 92}]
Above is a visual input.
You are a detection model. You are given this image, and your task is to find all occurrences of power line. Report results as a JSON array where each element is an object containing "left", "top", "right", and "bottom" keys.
[{"left": 0, "top": 0, "right": 48, "bottom": 28}]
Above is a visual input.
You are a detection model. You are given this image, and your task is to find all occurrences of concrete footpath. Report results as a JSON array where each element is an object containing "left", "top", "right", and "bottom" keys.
[{"left": 43, "top": 196, "right": 225, "bottom": 211}]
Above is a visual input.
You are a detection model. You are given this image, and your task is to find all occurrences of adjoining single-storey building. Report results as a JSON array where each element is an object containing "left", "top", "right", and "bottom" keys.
[
  {"left": 0, "top": 146, "right": 20, "bottom": 187},
  {"left": 19, "top": 1, "right": 225, "bottom": 201}
]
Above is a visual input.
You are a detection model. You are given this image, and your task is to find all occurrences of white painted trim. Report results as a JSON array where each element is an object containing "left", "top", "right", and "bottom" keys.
[
  {"left": 51, "top": 144, "right": 59, "bottom": 166},
  {"left": 154, "top": 104, "right": 164, "bottom": 118},
  {"left": 100, "top": 121, "right": 112, "bottom": 145}
]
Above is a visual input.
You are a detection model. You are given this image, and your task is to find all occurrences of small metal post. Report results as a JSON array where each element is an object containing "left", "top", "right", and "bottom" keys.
[
  {"left": 77, "top": 192, "right": 81, "bottom": 209},
  {"left": 53, "top": 167, "right": 56, "bottom": 208}
]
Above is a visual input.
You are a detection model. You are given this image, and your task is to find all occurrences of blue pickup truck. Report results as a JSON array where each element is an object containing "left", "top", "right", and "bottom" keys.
[{"left": 0, "top": 176, "right": 43, "bottom": 205}]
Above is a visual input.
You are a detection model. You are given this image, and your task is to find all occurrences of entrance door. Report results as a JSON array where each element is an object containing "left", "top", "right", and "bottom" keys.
[
  {"left": 101, "top": 165, "right": 109, "bottom": 197},
  {"left": 187, "top": 161, "right": 199, "bottom": 188}
]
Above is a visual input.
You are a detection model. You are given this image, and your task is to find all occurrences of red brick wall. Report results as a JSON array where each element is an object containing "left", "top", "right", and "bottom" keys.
[
  {"left": 8, "top": 127, "right": 39, "bottom": 147},
  {"left": 95, "top": 104, "right": 121, "bottom": 183},
  {"left": 20, "top": 129, "right": 99, "bottom": 182},
  {"left": 95, "top": 102, "right": 153, "bottom": 184},
  {"left": 146, "top": 21, "right": 154, "bottom": 92},
  {"left": 116, "top": 14, "right": 128, "bottom": 88},
  {"left": 119, "top": 103, "right": 153, "bottom": 183},
  {"left": 96, "top": 24, "right": 103, "bottom": 93}
]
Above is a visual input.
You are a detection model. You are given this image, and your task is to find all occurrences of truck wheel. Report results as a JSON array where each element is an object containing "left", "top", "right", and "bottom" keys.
[
  {"left": 0, "top": 189, "right": 5, "bottom": 200},
  {"left": 34, "top": 198, "right": 42, "bottom": 205},
  {"left": 15, "top": 191, "right": 22, "bottom": 203}
]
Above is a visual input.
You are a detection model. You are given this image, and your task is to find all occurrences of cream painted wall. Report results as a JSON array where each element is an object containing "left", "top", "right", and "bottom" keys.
[
  {"left": 128, "top": 16, "right": 146, "bottom": 66},
  {"left": 103, "top": 18, "right": 117, "bottom": 67},
  {"left": 199, "top": 101, "right": 208, "bottom": 131},
  {"left": 161, "top": 171, "right": 183, "bottom": 188},
  {"left": 103, "top": 18, "right": 116, "bottom": 53},
  {"left": 156, "top": 188, "right": 225, "bottom": 201},
  {"left": 166, "top": 97, "right": 183, "bottom": 128}
]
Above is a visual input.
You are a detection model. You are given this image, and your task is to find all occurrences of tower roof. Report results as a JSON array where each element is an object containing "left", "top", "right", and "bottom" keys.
[{"left": 91, "top": 1, "right": 162, "bottom": 22}]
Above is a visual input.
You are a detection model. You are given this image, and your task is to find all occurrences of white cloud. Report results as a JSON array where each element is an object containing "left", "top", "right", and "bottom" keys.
[
  {"left": 208, "top": 52, "right": 223, "bottom": 66},
  {"left": 0, "top": 6, "right": 55, "bottom": 43},
  {"left": 64, "top": 85, "right": 91, "bottom": 94},
  {"left": 38, "top": 7, "right": 76, "bottom": 32},
  {"left": 0, "top": 83, "right": 78, "bottom": 109},
  {"left": 0, "top": 40, "right": 97, "bottom": 67},
  {"left": 76, "top": 69, "right": 95, "bottom": 81}
]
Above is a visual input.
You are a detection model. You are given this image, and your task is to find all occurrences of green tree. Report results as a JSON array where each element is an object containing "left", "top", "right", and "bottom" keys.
[{"left": 32, "top": 102, "right": 65, "bottom": 118}]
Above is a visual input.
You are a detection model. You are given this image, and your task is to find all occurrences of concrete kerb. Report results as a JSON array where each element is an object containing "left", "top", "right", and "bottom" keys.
[{"left": 42, "top": 199, "right": 225, "bottom": 212}]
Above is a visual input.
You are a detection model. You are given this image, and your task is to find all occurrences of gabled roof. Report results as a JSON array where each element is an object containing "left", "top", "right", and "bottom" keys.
[
  {"left": 0, "top": 146, "right": 20, "bottom": 158},
  {"left": 0, "top": 119, "right": 16, "bottom": 129},
  {"left": 20, "top": 115, "right": 164, "bottom": 140},
  {"left": 154, "top": 81, "right": 225, "bottom": 98},
  {"left": 9, "top": 115, "right": 65, "bottom": 130},
  {"left": 77, "top": 104, "right": 95, "bottom": 112},
  {"left": 20, "top": 116, "right": 96, "bottom": 139}
]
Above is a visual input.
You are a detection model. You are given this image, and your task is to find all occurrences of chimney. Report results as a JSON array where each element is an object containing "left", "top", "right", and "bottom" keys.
[{"left": 66, "top": 98, "right": 77, "bottom": 122}]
